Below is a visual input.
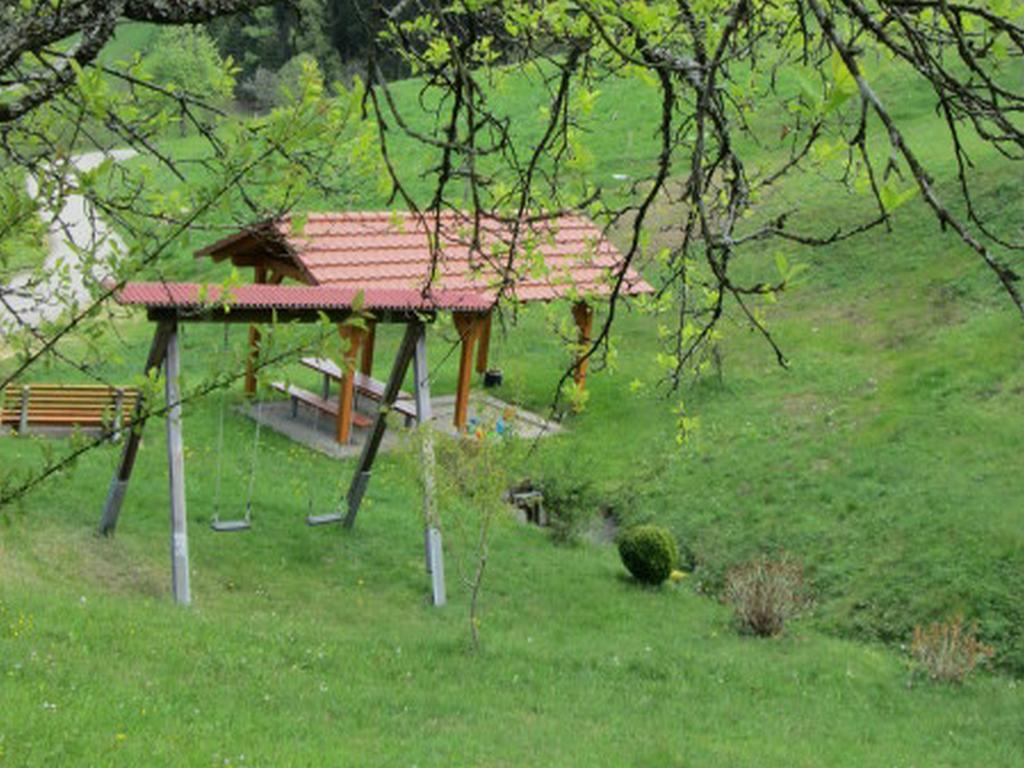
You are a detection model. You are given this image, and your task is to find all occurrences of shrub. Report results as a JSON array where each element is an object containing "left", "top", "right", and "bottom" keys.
[
  {"left": 618, "top": 525, "right": 679, "bottom": 585},
  {"left": 724, "top": 555, "right": 809, "bottom": 637},
  {"left": 911, "top": 616, "right": 994, "bottom": 684},
  {"left": 530, "top": 466, "right": 597, "bottom": 545}
]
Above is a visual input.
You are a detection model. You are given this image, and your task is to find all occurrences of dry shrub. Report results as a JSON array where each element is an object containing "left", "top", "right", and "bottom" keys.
[
  {"left": 724, "top": 555, "right": 809, "bottom": 637},
  {"left": 911, "top": 616, "right": 994, "bottom": 684}
]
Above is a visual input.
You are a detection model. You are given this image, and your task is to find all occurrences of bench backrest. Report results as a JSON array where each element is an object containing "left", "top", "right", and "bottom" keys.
[{"left": 1, "top": 384, "right": 139, "bottom": 430}]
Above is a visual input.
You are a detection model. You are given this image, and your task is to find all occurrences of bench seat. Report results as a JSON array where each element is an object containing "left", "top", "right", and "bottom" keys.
[{"left": 270, "top": 382, "right": 372, "bottom": 428}]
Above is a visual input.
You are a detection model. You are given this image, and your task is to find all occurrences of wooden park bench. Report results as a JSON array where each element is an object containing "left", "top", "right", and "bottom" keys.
[
  {"left": 300, "top": 357, "right": 418, "bottom": 426},
  {"left": 269, "top": 381, "right": 372, "bottom": 429},
  {"left": 0, "top": 383, "right": 138, "bottom": 440}
]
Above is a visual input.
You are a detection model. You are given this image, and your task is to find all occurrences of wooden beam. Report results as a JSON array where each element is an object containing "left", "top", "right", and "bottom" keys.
[
  {"left": 475, "top": 310, "right": 492, "bottom": 374},
  {"left": 99, "top": 320, "right": 173, "bottom": 536},
  {"left": 146, "top": 307, "right": 432, "bottom": 326},
  {"left": 452, "top": 312, "right": 483, "bottom": 431},
  {"left": 572, "top": 301, "right": 594, "bottom": 389},
  {"left": 413, "top": 328, "right": 435, "bottom": 559},
  {"left": 164, "top": 322, "right": 191, "bottom": 606},
  {"left": 412, "top": 327, "right": 445, "bottom": 606},
  {"left": 343, "top": 322, "right": 421, "bottom": 528},
  {"left": 360, "top": 321, "right": 376, "bottom": 376},
  {"left": 336, "top": 325, "right": 363, "bottom": 444},
  {"left": 245, "top": 266, "right": 268, "bottom": 396}
]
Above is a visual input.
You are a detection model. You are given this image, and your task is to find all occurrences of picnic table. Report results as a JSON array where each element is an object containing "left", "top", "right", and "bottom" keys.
[{"left": 300, "top": 357, "right": 418, "bottom": 426}]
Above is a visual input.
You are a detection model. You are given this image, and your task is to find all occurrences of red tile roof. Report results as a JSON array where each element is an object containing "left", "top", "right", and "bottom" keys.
[
  {"left": 114, "top": 281, "right": 490, "bottom": 312},
  {"left": 197, "top": 211, "right": 653, "bottom": 306}
]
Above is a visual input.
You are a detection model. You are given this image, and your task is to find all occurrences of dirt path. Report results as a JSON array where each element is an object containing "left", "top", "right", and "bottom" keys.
[{"left": 0, "top": 149, "right": 136, "bottom": 333}]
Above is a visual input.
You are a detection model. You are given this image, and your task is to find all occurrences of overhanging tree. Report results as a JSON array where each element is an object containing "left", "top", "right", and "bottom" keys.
[
  {"left": 365, "top": 0, "right": 1024, "bottom": 397},
  {"left": 2, "top": 0, "right": 1024, "bottom": 503}
]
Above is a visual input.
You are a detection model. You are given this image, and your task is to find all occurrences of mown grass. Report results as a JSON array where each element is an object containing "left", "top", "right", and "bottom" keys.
[
  {"left": 1, "top": 393, "right": 1021, "bottom": 765},
  {"left": 1, "top": 38, "right": 1023, "bottom": 766}
]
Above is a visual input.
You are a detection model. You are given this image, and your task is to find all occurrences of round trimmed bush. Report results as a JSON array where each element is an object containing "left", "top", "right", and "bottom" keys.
[{"left": 618, "top": 524, "right": 679, "bottom": 585}]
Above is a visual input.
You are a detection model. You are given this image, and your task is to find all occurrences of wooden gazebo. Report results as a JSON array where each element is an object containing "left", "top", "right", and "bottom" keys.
[{"left": 195, "top": 211, "right": 652, "bottom": 442}]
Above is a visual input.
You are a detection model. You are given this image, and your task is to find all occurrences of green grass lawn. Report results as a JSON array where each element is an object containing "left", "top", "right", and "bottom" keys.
[
  {"left": 1, "top": 41, "right": 1024, "bottom": 767},
  {"left": 1, "top": 396, "right": 1021, "bottom": 765}
]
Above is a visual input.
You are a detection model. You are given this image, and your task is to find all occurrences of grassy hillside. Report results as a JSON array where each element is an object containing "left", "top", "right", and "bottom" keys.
[
  {"left": 2, "top": 44, "right": 1024, "bottom": 765},
  {"left": 1, "top": 391, "right": 1021, "bottom": 765}
]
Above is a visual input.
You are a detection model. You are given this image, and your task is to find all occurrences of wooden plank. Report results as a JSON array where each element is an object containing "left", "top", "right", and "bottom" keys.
[
  {"left": 475, "top": 310, "right": 492, "bottom": 374},
  {"left": 164, "top": 324, "right": 191, "bottom": 606},
  {"left": 343, "top": 322, "right": 419, "bottom": 529},
  {"left": 99, "top": 321, "right": 172, "bottom": 536},
  {"left": 20, "top": 384, "right": 125, "bottom": 391},
  {"left": 13, "top": 415, "right": 119, "bottom": 424},
  {"left": 270, "top": 381, "right": 338, "bottom": 414},
  {"left": 146, "top": 306, "right": 422, "bottom": 326},
  {"left": 301, "top": 357, "right": 415, "bottom": 406},
  {"left": 270, "top": 381, "right": 371, "bottom": 427}
]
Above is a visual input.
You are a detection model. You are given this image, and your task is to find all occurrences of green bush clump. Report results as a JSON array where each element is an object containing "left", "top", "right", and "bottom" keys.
[{"left": 618, "top": 525, "right": 679, "bottom": 585}]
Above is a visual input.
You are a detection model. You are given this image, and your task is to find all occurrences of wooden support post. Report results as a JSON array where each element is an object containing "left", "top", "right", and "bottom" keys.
[
  {"left": 18, "top": 385, "right": 29, "bottom": 434},
  {"left": 164, "top": 322, "right": 191, "bottom": 606},
  {"left": 360, "top": 321, "right": 376, "bottom": 376},
  {"left": 244, "top": 266, "right": 268, "bottom": 396},
  {"left": 572, "top": 301, "right": 594, "bottom": 388},
  {"left": 111, "top": 388, "right": 125, "bottom": 443},
  {"left": 342, "top": 322, "right": 420, "bottom": 529},
  {"left": 452, "top": 313, "right": 483, "bottom": 432},
  {"left": 412, "top": 324, "right": 433, "bottom": 430},
  {"left": 428, "top": 527, "right": 446, "bottom": 607},
  {"left": 412, "top": 325, "right": 444, "bottom": 603},
  {"left": 475, "top": 310, "right": 492, "bottom": 374},
  {"left": 99, "top": 321, "right": 172, "bottom": 536},
  {"left": 336, "top": 325, "right": 363, "bottom": 444}
]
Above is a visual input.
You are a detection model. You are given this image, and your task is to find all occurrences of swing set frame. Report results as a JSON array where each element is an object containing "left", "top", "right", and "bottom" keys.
[{"left": 98, "top": 282, "right": 449, "bottom": 607}]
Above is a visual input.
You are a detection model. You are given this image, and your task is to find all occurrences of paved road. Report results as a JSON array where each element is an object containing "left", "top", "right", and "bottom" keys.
[{"left": 1, "top": 149, "right": 136, "bottom": 332}]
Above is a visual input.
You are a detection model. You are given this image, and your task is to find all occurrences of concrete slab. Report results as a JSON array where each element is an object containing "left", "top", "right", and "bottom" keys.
[{"left": 240, "top": 393, "right": 562, "bottom": 459}]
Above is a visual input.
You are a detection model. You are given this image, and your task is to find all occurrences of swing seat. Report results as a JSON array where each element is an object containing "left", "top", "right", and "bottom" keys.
[
  {"left": 211, "top": 519, "right": 252, "bottom": 533},
  {"left": 306, "top": 512, "right": 343, "bottom": 527}
]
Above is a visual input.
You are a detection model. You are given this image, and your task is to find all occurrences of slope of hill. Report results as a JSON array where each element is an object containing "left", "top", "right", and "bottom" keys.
[{"left": 1, "top": 45, "right": 1023, "bottom": 766}]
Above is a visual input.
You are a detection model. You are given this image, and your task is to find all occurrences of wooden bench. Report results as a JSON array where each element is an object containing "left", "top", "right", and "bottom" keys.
[
  {"left": 270, "top": 381, "right": 372, "bottom": 429},
  {"left": 0, "top": 383, "right": 138, "bottom": 439},
  {"left": 300, "top": 357, "right": 418, "bottom": 426}
]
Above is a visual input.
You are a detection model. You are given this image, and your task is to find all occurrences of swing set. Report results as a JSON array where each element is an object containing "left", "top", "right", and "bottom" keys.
[
  {"left": 206, "top": 324, "right": 255, "bottom": 532},
  {"left": 207, "top": 323, "right": 331, "bottom": 533},
  {"left": 98, "top": 281, "right": 464, "bottom": 606}
]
